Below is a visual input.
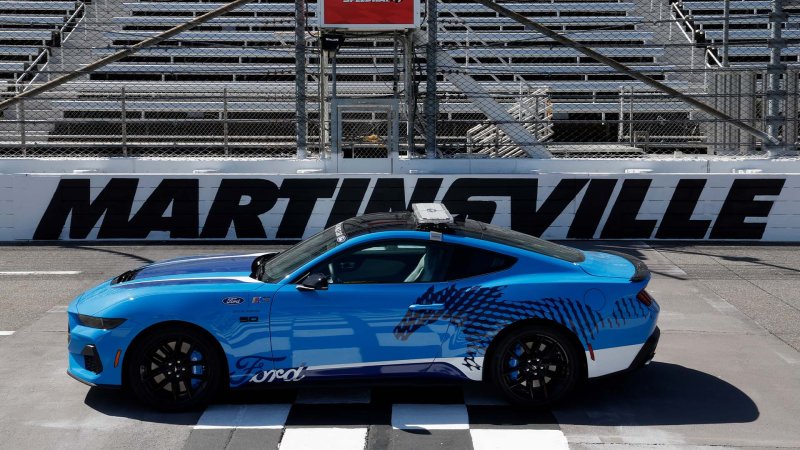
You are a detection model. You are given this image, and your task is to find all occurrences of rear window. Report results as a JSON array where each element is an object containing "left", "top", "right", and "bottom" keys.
[
  {"left": 444, "top": 245, "right": 516, "bottom": 280},
  {"left": 460, "top": 222, "right": 585, "bottom": 263}
]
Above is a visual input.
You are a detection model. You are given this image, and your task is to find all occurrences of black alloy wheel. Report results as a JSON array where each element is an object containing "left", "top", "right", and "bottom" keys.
[
  {"left": 490, "top": 325, "right": 581, "bottom": 407},
  {"left": 127, "top": 326, "right": 223, "bottom": 411}
]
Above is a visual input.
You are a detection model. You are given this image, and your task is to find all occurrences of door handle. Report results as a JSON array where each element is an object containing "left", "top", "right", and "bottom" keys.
[{"left": 408, "top": 303, "right": 444, "bottom": 311}]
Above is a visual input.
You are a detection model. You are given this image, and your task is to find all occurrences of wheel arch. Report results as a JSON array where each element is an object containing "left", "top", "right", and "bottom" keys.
[
  {"left": 482, "top": 318, "right": 588, "bottom": 382},
  {"left": 121, "top": 320, "right": 230, "bottom": 389}
]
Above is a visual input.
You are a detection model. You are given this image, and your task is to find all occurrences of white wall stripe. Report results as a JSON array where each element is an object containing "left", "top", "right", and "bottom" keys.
[
  {"left": 391, "top": 404, "right": 470, "bottom": 430},
  {"left": 0, "top": 331, "right": 15, "bottom": 336},
  {"left": 470, "top": 429, "right": 569, "bottom": 450},
  {"left": 278, "top": 427, "right": 368, "bottom": 450},
  {"left": 0, "top": 271, "right": 81, "bottom": 275},
  {"left": 194, "top": 404, "right": 291, "bottom": 429}
]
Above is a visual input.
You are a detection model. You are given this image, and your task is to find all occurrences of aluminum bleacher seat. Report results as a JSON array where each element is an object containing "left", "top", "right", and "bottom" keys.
[
  {"left": 0, "top": 46, "right": 43, "bottom": 62},
  {"left": 439, "top": 2, "right": 636, "bottom": 14},
  {"left": 703, "top": 29, "right": 800, "bottom": 42},
  {"left": 0, "top": 1, "right": 79, "bottom": 15},
  {"left": 106, "top": 30, "right": 296, "bottom": 46},
  {"left": 0, "top": 30, "right": 58, "bottom": 47},
  {"left": 0, "top": 16, "right": 73, "bottom": 29},
  {"left": 122, "top": 2, "right": 300, "bottom": 15},
  {"left": 0, "top": 62, "right": 27, "bottom": 79},
  {"left": 439, "top": 16, "right": 644, "bottom": 32}
]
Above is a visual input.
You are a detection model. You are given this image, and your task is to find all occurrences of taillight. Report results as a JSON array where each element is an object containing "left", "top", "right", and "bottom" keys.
[{"left": 636, "top": 289, "right": 654, "bottom": 307}]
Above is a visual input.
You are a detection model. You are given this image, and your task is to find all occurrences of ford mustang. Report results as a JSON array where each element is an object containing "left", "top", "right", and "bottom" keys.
[{"left": 67, "top": 203, "right": 660, "bottom": 410}]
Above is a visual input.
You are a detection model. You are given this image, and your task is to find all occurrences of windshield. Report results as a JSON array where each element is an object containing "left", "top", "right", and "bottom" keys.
[{"left": 260, "top": 226, "right": 341, "bottom": 283}]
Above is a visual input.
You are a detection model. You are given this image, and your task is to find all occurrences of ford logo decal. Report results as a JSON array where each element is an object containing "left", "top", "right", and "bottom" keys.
[{"left": 222, "top": 297, "right": 245, "bottom": 305}]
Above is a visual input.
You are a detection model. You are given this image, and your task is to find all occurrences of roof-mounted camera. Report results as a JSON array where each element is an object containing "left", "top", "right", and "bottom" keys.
[{"left": 412, "top": 203, "right": 454, "bottom": 229}]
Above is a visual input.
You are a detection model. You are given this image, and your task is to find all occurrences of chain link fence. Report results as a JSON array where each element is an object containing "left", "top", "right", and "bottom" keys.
[{"left": 0, "top": 0, "right": 797, "bottom": 159}]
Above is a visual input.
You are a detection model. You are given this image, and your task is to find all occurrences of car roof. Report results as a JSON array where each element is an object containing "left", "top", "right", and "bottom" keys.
[{"left": 340, "top": 212, "right": 585, "bottom": 263}]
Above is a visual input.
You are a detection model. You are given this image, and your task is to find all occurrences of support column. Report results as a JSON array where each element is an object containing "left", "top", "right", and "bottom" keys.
[
  {"left": 765, "top": 0, "right": 788, "bottom": 155},
  {"left": 424, "top": 0, "right": 438, "bottom": 158},
  {"left": 404, "top": 33, "right": 416, "bottom": 155},
  {"left": 295, "top": 0, "right": 307, "bottom": 159}
]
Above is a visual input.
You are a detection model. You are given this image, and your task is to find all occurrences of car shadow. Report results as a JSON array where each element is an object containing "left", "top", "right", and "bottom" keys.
[
  {"left": 84, "top": 362, "right": 758, "bottom": 427},
  {"left": 555, "top": 362, "right": 759, "bottom": 426},
  {"left": 83, "top": 388, "right": 204, "bottom": 425}
]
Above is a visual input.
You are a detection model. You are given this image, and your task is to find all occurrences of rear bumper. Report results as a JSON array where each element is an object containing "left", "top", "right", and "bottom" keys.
[{"left": 628, "top": 326, "right": 660, "bottom": 370}]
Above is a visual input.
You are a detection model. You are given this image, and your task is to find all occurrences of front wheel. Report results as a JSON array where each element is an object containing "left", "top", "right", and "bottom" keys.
[
  {"left": 126, "top": 326, "right": 223, "bottom": 411},
  {"left": 489, "top": 325, "right": 581, "bottom": 407}
]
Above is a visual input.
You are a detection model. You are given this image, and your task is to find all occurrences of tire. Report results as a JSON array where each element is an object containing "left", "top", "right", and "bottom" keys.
[
  {"left": 126, "top": 325, "right": 223, "bottom": 411},
  {"left": 489, "top": 324, "right": 581, "bottom": 407}
]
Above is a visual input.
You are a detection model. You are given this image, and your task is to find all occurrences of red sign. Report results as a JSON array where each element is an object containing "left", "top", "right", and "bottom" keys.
[{"left": 320, "top": 0, "right": 420, "bottom": 30}]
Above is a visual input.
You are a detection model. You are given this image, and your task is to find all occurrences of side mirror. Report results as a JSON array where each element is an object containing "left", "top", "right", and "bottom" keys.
[{"left": 296, "top": 273, "right": 329, "bottom": 291}]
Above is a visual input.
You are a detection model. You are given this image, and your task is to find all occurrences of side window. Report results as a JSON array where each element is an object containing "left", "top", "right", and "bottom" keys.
[
  {"left": 443, "top": 245, "right": 516, "bottom": 281},
  {"left": 312, "top": 242, "right": 440, "bottom": 284}
]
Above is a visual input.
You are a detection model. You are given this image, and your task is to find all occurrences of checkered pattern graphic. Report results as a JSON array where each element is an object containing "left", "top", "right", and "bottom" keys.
[
  {"left": 394, "top": 284, "right": 653, "bottom": 366},
  {"left": 184, "top": 385, "right": 568, "bottom": 450}
]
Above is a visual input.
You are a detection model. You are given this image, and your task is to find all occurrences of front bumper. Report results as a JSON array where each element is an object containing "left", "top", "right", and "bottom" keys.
[{"left": 67, "top": 314, "right": 137, "bottom": 387}]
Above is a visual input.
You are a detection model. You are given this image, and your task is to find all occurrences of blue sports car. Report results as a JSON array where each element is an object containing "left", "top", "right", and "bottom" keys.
[{"left": 67, "top": 203, "right": 660, "bottom": 410}]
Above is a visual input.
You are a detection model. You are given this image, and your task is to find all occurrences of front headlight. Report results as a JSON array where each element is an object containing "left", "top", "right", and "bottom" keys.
[{"left": 77, "top": 314, "right": 126, "bottom": 330}]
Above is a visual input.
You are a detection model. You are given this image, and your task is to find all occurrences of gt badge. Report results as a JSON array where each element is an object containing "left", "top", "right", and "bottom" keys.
[{"left": 222, "top": 297, "right": 245, "bottom": 305}]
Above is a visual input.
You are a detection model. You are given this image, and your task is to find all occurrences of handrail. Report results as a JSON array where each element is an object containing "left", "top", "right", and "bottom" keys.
[
  {"left": 16, "top": 49, "right": 49, "bottom": 91},
  {"left": 706, "top": 48, "right": 723, "bottom": 68},
  {"left": 60, "top": 1, "right": 85, "bottom": 44},
  {"left": 671, "top": 2, "right": 698, "bottom": 43}
]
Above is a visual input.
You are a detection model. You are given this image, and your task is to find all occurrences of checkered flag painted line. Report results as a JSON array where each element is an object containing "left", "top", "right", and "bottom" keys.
[{"left": 186, "top": 385, "right": 568, "bottom": 450}]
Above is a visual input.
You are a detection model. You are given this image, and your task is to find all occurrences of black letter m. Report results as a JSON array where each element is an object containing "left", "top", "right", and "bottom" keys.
[{"left": 33, "top": 178, "right": 138, "bottom": 240}]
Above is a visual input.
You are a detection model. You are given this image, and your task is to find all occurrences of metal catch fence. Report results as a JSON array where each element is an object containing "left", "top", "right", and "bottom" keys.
[{"left": 0, "top": 0, "right": 797, "bottom": 159}]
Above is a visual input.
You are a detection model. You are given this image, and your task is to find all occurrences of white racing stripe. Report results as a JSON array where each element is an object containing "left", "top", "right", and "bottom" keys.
[
  {"left": 0, "top": 331, "right": 15, "bottom": 336},
  {"left": 148, "top": 252, "right": 271, "bottom": 268},
  {"left": 123, "top": 275, "right": 261, "bottom": 286},
  {"left": 391, "top": 404, "right": 470, "bottom": 430},
  {"left": 470, "top": 429, "right": 569, "bottom": 450},
  {"left": 279, "top": 428, "right": 368, "bottom": 450},
  {"left": 0, "top": 271, "right": 81, "bottom": 275},
  {"left": 194, "top": 404, "right": 291, "bottom": 429}
]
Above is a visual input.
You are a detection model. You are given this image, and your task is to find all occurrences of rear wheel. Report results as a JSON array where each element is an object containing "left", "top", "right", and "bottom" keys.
[
  {"left": 126, "top": 326, "right": 223, "bottom": 411},
  {"left": 490, "top": 325, "right": 581, "bottom": 407}
]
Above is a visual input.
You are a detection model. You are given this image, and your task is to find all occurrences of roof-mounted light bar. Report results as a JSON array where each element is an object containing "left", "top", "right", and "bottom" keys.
[{"left": 412, "top": 203, "right": 454, "bottom": 225}]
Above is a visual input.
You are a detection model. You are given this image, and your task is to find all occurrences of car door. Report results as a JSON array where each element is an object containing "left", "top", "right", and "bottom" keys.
[{"left": 269, "top": 239, "right": 451, "bottom": 379}]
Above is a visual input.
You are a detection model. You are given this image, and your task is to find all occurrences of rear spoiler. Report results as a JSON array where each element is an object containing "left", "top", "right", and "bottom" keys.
[{"left": 601, "top": 250, "right": 650, "bottom": 282}]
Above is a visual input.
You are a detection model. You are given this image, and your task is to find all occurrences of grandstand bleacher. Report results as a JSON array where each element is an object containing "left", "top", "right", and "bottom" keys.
[
  {"left": 0, "top": 0, "right": 796, "bottom": 157},
  {"left": 0, "top": 0, "right": 84, "bottom": 99},
  {"left": 670, "top": 0, "right": 800, "bottom": 66}
]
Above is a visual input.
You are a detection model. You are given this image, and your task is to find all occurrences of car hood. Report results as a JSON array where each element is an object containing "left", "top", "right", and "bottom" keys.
[
  {"left": 119, "top": 252, "right": 273, "bottom": 283},
  {"left": 72, "top": 252, "right": 278, "bottom": 314},
  {"left": 578, "top": 250, "right": 639, "bottom": 280}
]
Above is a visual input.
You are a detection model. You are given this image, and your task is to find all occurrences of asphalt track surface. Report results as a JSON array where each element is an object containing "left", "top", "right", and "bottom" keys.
[{"left": 1, "top": 242, "right": 799, "bottom": 449}]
